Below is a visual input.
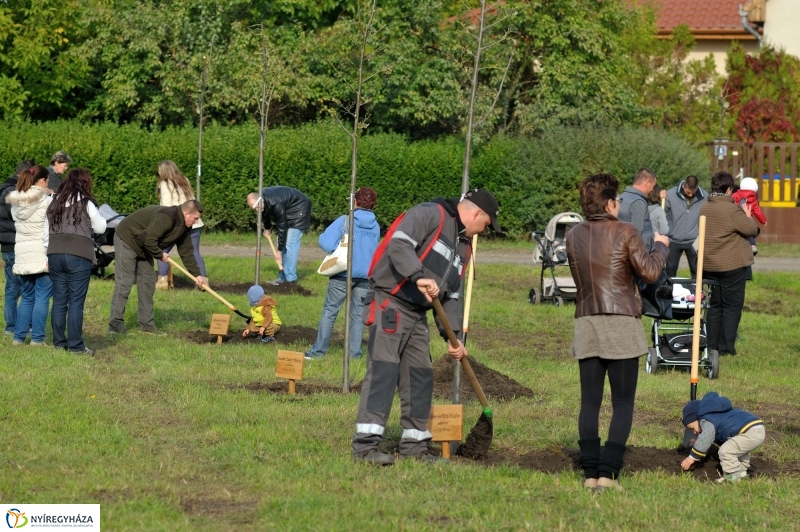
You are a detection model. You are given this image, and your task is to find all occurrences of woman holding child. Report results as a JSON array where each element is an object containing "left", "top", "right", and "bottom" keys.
[{"left": 566, "top": 173, "right": 669, "bottom": 491}]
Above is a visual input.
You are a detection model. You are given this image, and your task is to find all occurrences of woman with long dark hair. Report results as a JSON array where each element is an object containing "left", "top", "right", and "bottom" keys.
[
  {"left": 566, "top": 173, "right": 670, "bottom": 492},
  {"left": 45, "top": 168, "right": 106, "bottom": 355},
  {"left": 6, "top": 165, "right": 52, "bottom": 346}
]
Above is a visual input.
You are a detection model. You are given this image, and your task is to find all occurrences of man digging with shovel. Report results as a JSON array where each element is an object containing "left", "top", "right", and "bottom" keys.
[{"left": 351, "top": 190, "right": 501, "bottom": 466}]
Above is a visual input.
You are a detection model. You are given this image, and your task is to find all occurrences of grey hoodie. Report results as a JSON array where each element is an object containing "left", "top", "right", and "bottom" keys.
[{"left": 665, "top": 181, "right": 707, "bottom": 244}]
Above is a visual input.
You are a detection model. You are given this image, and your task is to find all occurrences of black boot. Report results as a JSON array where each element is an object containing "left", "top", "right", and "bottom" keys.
[
  {"left": 578, "top": 437, "right": 601, "bottom": 480},
  {"left": 598, "top": 441, "right": 627, "bottom": 480}
]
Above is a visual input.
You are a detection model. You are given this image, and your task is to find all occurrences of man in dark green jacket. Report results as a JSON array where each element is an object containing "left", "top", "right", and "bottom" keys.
[{"left": 108, "top": 200, "right": 207, "bottom": 334}]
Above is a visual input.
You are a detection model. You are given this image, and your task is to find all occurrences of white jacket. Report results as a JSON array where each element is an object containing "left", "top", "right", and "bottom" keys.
[
  {"left": 159, "top": 181, "right": 204, "bottom": 229},
  {"left": 6, "top": 185, "right": 51, "bottom": 275}
]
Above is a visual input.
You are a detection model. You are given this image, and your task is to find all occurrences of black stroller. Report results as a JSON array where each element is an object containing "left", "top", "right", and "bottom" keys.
[
  {"left": 528, "top": 212, "right": 583, "bottom": 307},
  {"left": 92, "top": 204, "right": 125, "bottom": 278},
  {"left": 645, "top": 277, "right": 720, "bottom": 379}
]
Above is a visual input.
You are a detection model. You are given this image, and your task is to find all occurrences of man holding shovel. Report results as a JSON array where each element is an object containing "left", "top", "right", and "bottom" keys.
[
  {"left": 108, "top": 200, "right": 207, "bottom": 335},
  {"left": 351, "top": 189, "right": 501, "bottom": 466}
]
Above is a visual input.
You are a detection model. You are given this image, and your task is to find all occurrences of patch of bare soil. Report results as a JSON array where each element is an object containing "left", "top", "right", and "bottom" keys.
[
  {"left": 170, "top": 275, "right": 314, "bottom": 296},
  {"left": 460, "top": 445, "right": 800, "bottom": 480},
  {"left": 743, "top": 300, "right": 789, "bottom": 316},
  {"left": 180, "top": 496, "right": 257, "bottom": 522},
  {"left": 432, "top": 355, "right": 535, "bottom": 402},
  {"left": 183, "top": 325, "right": 320, "bottom": 345},
  {"left": 469, "top": 322, "right": 572, "bottom": 359},
  {"left": 231, "top": 381, "right": 346, "bottom": 395}
]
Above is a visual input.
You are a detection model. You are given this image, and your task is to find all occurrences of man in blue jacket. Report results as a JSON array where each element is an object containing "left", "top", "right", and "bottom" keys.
[
  {"left": 681, "top": 392, "right": 764, "bottom": 483},
  {"left": 247, "top": 186, "right": 312, "bottom": 285}
]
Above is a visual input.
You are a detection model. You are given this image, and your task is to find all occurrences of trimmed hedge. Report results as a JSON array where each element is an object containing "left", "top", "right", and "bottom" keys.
[{"left": 0, "top": 121, "right": 709, "bottom": 237}]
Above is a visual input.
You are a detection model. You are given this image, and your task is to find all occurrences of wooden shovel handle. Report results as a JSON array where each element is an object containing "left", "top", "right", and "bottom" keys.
[
  {"left": 166, "top": 258, "right": 248, "bottom": 319},
  {"left": 265, "top": 232, "right": 283, "bottom": 271},
  {"left": 431, "top": 298, "right": 490, "bottom": 410}
]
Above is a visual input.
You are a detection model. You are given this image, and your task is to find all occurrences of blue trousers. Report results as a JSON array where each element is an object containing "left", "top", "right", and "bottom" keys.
[
  {"left": 307, "top": 278, "right": 368, "bottom": 358},
  {"left": 3, "top": 251, "right": 22, "bottom": 334},
  {"left": 15, "top": 272, "right": 52, "bottom": 343},
  {"left": 49, "top": 253, "right": 92, "bottom": 351},
  {"left": 277, "top": 228, "right": 303, "bottom": 283}
]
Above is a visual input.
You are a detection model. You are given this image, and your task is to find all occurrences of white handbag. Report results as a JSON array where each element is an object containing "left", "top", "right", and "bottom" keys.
[{"left": 317, "top": 220, "right": 349, "bottom": 276}]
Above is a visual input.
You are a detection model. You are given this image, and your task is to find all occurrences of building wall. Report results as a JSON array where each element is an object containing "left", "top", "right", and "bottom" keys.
[
  {"left": 764, "top": 0, "right": 800, "bottom": 58},
  {"left": 688, "top": 40, "right": 759, "bottom": 75}
]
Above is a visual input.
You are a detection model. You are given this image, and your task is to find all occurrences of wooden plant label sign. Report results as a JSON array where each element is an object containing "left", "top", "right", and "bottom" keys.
[
  {"left": 209, "top": 314, "right": 230, "bottom": 336},
  {"left": 275, "top": 350, "right": 304, "bottom": 381},
  {"left": 427, "top": 404, "right": 463, "bottom": 442}
]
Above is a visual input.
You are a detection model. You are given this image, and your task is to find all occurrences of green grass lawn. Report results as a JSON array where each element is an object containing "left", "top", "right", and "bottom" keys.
[{"left": 2, "top": 258, "right": 800, "bottom": 531}]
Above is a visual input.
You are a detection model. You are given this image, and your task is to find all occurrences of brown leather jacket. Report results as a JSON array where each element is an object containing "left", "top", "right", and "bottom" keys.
[{"left": 566, "top": 214, "right": 669, "bottom": 318}]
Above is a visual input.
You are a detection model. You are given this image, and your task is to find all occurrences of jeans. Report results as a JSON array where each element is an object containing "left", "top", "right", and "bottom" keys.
[
  {"left": 307, "top": 278, "right": 368, "bottom": 357},
  {"left": 49, "top": 254, "right": 92, "bottom": 351},
  {"left": 278, "top": 228, "right": 303, "bottom": 283},
  {"left": 3, "top": 251, "right": 21, "bottom": 333},
  {"left": 14, "top": 272, "right": 53, "bottom": 343},
  {"left": 666, "top": 241, "right": 698, "bottom": 278},
  {"left": 157, "top": 227, "right": 207, "bottom": 276},
  {"left": 705, "top": 267, "right": 748, "bottom": 355}
]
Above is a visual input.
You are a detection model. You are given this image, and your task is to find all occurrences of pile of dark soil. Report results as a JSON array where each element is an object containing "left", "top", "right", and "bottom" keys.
[
  {"left": 471, "top": 444, "right": 800, "bottom": 480},
  {"left": 432, "top": 355, "right": 535, "bottom": 402},
  {"left": 184, "top": 325, "right": 320, "bottom": 345},
  {"left": 171, "top": 276, "right": 314, "bottom": 296}
]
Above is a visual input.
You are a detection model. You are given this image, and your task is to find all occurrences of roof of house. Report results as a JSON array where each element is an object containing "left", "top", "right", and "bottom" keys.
[{"left": 651, "top": 0, "right": 759, "bottom": 39}]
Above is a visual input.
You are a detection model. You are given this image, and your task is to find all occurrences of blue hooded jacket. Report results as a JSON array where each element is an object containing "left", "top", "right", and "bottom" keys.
[
  {"left": 696, "top": 392, "right": 762, "bottom": 443},
  {"left": 318, "top": 209, "right": 380, "bottom": 281}
]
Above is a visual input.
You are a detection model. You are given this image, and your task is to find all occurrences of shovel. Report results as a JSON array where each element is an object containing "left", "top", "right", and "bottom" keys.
[
  {"left": 264, "top": 232, "right": 284, "bottom": 272},
  {"left": 683, "top": 216, "right": 707, "bottom": 451},
  {"left": 431, "top": 297, "right": 493, "bottom": 459},
  {"left": 167, "top": 258, "right": 250, "bottom": 320}
]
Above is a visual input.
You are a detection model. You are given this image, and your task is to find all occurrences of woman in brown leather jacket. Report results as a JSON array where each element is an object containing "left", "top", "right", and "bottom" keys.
[{"left": 566, "top": 173, "right": 669, "bottom": 492}]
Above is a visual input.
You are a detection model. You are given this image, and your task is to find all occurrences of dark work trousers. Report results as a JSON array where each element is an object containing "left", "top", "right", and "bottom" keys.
[
  {"left": 666, "top": 241, "right": 698, "bottom": 278},
  {"left": 705, "top": 267, "right": 747, "bottom": 356},
  {"left": 108, "top": 234, "right": 157, "bottom": 333},
  {"left": 578, "top": 357, "right": 639, "bottom": 445},
  {"left": 352, "top": 291, "right": 434, "bottom": 457}
]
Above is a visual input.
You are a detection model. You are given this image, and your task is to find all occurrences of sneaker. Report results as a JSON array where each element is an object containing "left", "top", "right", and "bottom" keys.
[
  {"left": 71, "top": 347, "right": 95, "bottom": 356},
  {"left": 270, "top": 278, "right": 284, "bottom": 286},
  {"left": 751, "top": 245, "right": 758, "bottom": 256},
  {"left": 107, "top": 328, "right": 125, "bottom": 335},
  {"left": 12, "top": 339, "right": 25, "bottom": 346},
  {"left": 714, "top": 471, "right": 748, "bottom": 483},
  {"left": 4, "top": 330, "right": 13, "bottom": 336},
  {"left": 30, "top": 341, "right": 50, "bottom": 347},
  {"left": 352, "top": 449, "right": 395, "bottom": 466},
  {"left": 304, "top": 352, "right": 324, "bottom": 360},
  {"left": 261, "top": 336, "right": 275, "bottom": 344},
  {"left": 406, "top": 451, "right": 448, "bottom": 464},
  {"left": 155, "top": 275, "right": 170, "bottom": 290}
]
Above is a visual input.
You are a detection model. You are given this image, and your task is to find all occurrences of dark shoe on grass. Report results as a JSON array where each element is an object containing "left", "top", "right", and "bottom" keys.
[
  {"left": 139, "top": 328, "right": 167, "bottom": 337},
  {"left": 406, "top": 451, "right": 448, "bottom": 464},
  {"left": 71, "top": 347, "right": 95, "bottom": 356},
  {"left": 352, "top": 449, "right": 395, "bottom": 466}
]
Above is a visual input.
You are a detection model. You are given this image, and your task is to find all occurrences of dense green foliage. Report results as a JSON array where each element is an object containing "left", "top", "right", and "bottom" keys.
[
  {"left": 0, "top": 0, "right": 723, "bottom": 143},
  {"left": 0, "top": 120, "right": 709, "bottom": 236}
]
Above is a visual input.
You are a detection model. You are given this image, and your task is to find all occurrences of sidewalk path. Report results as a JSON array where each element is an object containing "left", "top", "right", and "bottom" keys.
[{"left": 201, "top": 245, "right": 799, "bottom": 272}]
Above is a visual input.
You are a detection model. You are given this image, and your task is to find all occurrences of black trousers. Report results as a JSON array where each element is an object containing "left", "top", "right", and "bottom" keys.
[
  {"left": 578, "top": 357, "right": 639, "bottom": 444},
  {"left": 705, "top": 267, "right": 748, "bottom": 355},
  {"left": 666, "top": 241, "right": 697, "bottom": 278}
]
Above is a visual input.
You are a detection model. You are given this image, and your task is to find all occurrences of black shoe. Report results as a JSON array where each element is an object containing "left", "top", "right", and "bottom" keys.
[
  {"left": 139, "top": 328, "right": 167, "bottom": 337},
  {"left": 71, "top": 347, "right": 95, "bottom": 356},
  {"left": 352, "top": 449, "right": 395, "bottom": 466},
  {"left": 406, "top": 451, "right": 448, "bottom": 464}
]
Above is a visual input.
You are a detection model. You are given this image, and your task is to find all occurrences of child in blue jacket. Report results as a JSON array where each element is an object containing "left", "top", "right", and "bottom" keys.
[{"left": 681, "top": 392, "right": 764, "bottom": 483}]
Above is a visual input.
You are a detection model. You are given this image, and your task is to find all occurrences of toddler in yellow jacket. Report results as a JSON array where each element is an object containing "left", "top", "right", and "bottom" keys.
[{"left": 243, "top": 285, "right": 282, "bottom": 343}]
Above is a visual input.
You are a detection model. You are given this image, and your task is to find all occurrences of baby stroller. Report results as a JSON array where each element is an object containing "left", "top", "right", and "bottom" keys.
[
  {"left": 92, "top": 204, "right": 125, "bottom": 278},
  {"left": 645, "top": 278, "right": 720, "bottom": 379},
  {"left": 528, "top": 212, "right": 583, "bottom": 307}
]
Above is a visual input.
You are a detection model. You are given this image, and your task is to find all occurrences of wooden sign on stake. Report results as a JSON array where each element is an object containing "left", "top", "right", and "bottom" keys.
[
  {"left": 275, "top": 350, "right": 304, "bottom": 395},
  {"left": 427, "top": 404, "right": 463, "bottom": 459},
  {"left": 209, "top": 314, "right": 230, "bottom": 345}
]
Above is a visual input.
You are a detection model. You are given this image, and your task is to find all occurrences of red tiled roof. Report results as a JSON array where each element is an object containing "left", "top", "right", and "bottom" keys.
[{"left": 649, "top": 0, "right": 756, "bottom": 38}]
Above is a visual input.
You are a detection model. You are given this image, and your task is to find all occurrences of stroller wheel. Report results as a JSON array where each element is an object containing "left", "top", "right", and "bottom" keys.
[
  {"left": 707, "top": 349, "right": 720, "bottom": 380},
  {"left": 646, "top": 348, "right": 659, "bottom": 374},
  {"left": 528, "top": 288, "right": 541, "bottom": 305},
  {"left": 552, "top": 296, "right": 564, "bottom": 307}
]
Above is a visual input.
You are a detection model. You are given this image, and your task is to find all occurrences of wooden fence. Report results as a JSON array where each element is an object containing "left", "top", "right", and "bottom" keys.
[{"left": 711, "top": 142, "right": 799, "bottom": 207}]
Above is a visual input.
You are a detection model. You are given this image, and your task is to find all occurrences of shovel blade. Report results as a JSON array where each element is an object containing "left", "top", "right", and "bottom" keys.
[{"left": 456, "top": 412, "right": 493, "bottom": 460}]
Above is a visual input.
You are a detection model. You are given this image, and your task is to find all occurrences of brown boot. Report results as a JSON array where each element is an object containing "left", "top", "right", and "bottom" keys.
[{"left": 155, "top": 275, "right": 169, "bottom": 290}]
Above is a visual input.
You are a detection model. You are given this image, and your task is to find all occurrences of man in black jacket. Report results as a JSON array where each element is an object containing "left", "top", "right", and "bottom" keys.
[
  {"left": 247, "top": 186, "right": 312, "bottom": 285},
  {"left": 1, "top": 160, "right": 34, "bottom": 335}
]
